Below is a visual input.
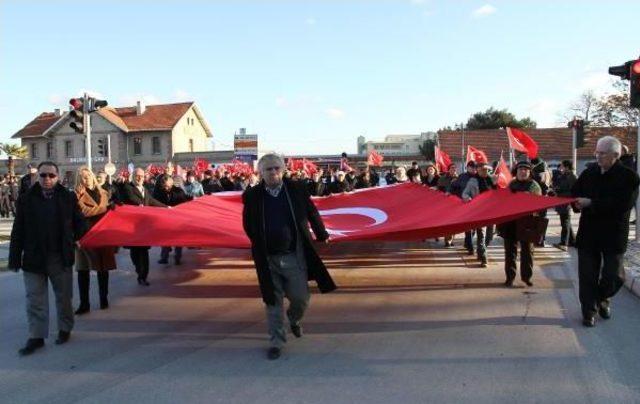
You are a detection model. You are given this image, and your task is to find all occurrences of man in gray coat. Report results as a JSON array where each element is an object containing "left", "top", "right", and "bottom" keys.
[{"left": 9, "top": 161, "right": 87, "bottom": 355}]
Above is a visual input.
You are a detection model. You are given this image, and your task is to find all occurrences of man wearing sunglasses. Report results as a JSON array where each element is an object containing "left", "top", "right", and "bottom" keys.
[
  {"left": 242, "top": 153, "right": 335, "bottom": 360},
  {"left": 9, "top": 161, "right": 87, "bottom": 356}
]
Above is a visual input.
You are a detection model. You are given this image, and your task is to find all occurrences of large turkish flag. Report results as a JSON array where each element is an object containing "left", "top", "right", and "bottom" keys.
[{"left": 80, "top": 183, "right": 573, "bottom": 248}]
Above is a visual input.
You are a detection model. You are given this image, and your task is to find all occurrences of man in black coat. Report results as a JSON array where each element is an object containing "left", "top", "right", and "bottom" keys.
[
  {"left": 242, "top": 153, "right": 335, "bottom": 360},
  {"left": 201, "top": 169, "right": 223, "bottom": 194},
  {"left": 153, "top": 174, "right": 192, "bottom": 265},
  {"left": 450, "top": 161, "right": 479, "bottom": 255},
  {"left": 572, "top": 136, "right": 640, "bottom": 327},
  {"left": 121, "top": 168, "right": 167, "bottom": 285},
  {"left": 9, "top": 161, "right": 87, "bottom": 355},
  {"left": 18, "top": 163, "right": 38, "bottom": 197}
]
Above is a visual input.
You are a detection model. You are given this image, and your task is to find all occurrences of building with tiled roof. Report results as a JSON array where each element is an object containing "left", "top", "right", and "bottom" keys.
[{"left": 11, "top": 101, "right": 213, "bottom": 182}]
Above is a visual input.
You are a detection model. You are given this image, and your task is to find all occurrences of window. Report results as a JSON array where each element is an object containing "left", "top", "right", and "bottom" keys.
[
  {"left": 133, "top": 137, "right": 142, "bottom": 155},
  {"left": 152, "top": 137, "right": 161, "bottom": 155},
  {"left": 188, "top": 138, "right": 194, "bottom": 152},
  {"left": 30, "top": 143, "right": 38, "bottom": 159},
  {"left": 65, "top": 140, "right": 73, "bottom": 157},
  {"left": 46, "top": 142, "right": 53, "bottom": 159}
]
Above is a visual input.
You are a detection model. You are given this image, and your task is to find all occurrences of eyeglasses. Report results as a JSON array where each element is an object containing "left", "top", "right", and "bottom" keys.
[
  {"left": 39, "top": 173, "right": 57, "bottom": 179},
  {"left": 265, "top": 166, "right": 282, "bottom": 172}
]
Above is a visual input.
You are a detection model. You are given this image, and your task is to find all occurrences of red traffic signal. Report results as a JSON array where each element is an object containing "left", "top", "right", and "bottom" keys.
[
  {"left": 69, "top": 97, "right": 84, "bottom": 134},
  {"left": 631, "top": 59, "right": 640, "bottom": 108},
  {"left": 633, "top": 60, "right": 640, "bottom": 75}
]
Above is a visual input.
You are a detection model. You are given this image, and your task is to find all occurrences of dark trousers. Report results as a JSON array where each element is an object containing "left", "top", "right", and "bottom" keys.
[
  {"left": 578, "top": 249, "right": 625, "bottom": 318},
  {"left": 160, "top": 247, "right": 183, "bottom": 261},
  {"left": 504, "top": 238, "right": 533, "bottom": 282},
  {"left": 559, "top": 211, "right": 575, "bottom": 246},
  {"left": 485, "top": 225, "right": 494, "bottom": 245},
  {"left": 77, "top": 271, "right": 109, "bottom": 307},
  {"left": 464, "top": 231, "right": 474, "bottom": 252},
  {"left": 130, "top": 247, "right": 150, "bottom": 281}
]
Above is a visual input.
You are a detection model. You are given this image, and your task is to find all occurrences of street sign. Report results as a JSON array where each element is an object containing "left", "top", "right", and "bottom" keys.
[{"left": 104, "top": 162, "right": 116, "bottom": 176}]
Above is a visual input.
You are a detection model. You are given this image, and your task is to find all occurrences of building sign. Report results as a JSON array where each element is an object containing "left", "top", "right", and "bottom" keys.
[
  {"left": 234, "top": 133, "right": 258, "bottom": 156},
  {"left": 69, "top": 156, "right": 107, "bottom": 164}
]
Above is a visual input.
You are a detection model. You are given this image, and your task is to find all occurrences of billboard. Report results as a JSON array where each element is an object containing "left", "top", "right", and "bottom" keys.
[{"left": 234, "top": 133, "right": 258, "bottom": 156}]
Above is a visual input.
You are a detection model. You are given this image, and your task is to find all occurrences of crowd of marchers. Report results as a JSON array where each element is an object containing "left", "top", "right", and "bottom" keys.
[{"left": 7, "top": 135, "right": 639, "bottom": 358}]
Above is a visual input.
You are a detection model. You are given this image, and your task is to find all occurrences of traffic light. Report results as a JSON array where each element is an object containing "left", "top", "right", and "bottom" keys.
[
  {"left": 568, "top": 118, "right": 586, "bottom": 148},
  {"left": 69, "top": 97, "right": 84, "bottom": 134},
  {"left": 97, "top": 137, "right": 106, "bottom": 156},
  {"left": 631, "top": 59, "right": 640, "bottom": 108},
  {"left": 91, "top": 98, "right": 108, "bottom": 111},
  {"left": 608, "top": 57, "right": 640, "bottom": 109}
]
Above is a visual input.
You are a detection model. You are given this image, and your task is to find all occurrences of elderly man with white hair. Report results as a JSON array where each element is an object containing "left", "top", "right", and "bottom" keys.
[
  {"left": 242, "top": 153, "right": 336, "bottom": 360},
  {"left": 572, "top": 135, "right": 640, "bottom": 327}
]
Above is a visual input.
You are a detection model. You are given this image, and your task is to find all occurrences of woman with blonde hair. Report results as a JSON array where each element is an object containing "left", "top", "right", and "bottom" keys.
[{"left": 74, "top": 166, "right": 116, "bottom": 314}]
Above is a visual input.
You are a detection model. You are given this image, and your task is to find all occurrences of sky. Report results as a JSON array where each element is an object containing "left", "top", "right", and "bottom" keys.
[{"left": 0, "top": 0, "right": 638, "bottom": 155}]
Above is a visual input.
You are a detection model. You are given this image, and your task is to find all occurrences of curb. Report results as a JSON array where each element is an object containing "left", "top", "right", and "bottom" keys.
[{"left": 624, "top": 241, "right": 640, "bottom": 299}]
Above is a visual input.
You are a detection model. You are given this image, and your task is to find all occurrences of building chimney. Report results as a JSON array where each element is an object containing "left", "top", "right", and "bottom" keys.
[
  {"left": 54, "top": 108, "right": 62, "bottom": 117},
  {"left": 136, "top": 100, "right": 146, "bottom": 116}
]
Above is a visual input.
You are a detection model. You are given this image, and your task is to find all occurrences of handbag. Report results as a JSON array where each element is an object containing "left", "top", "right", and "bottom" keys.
[{"left": 515, "top": 215, "right": 549, "bottom": 243}]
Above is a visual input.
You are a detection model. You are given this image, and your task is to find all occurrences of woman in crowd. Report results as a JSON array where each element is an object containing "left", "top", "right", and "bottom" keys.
[
  {"left": 74, "top": 166, "right": 116, "bottom": 314},
  {"left": 422, "top": 163, "right": 440, "bottom": 189},
  {"left": 395, "top": 167, "right": 409, "bottom": 183},
  {"left": 184, "top": 171, "right": 205, "bottom": 198}
]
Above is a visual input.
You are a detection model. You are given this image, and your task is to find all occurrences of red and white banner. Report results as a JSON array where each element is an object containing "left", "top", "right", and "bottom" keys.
[
  {"left": 81, "top": 183, "right": 573, "bottom": 249},
  {"left": 466, "top": 145, "right": 488, "bottom": 164},
  {"left": 367, "top": 150, "right": 384, "bottom": 167},
  {"left": 506, "top": 127, "right": 538, "bottom": 159}
]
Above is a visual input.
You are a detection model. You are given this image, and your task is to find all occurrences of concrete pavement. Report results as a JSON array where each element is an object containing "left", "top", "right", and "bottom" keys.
[{"left": 0, "top": 214, "right": 639, "bottom": 403}]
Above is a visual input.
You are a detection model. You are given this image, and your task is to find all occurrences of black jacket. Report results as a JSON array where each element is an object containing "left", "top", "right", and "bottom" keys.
[
  {"left": 121, "top": 182, "right": 167, "bottom": 207},
  {"left": 153, "top": 186, "right": 192, "bottom": 207},
  {"left": 307, "top": 179, "right": 327, "bottom": 197},
  {"left": 9, "top": 183, "right": 87, "bottom": 273},
  {"left": 242, "top": 179, "right": 336, "bottom": 305},
  {"left": 572, "top": 160, "right": 640, "bottom": 254},
  {"left": 449, "top": 172, "right": 476, "bottom": 197},
  {"left": 329, "top": 180, "right": 350, "bottom": 195},
  {"left": 202, "top": 177, "right": 224, "bottom": 194},
  {"left": 19, "top": 174, "right": 35, "bottom": 197}
]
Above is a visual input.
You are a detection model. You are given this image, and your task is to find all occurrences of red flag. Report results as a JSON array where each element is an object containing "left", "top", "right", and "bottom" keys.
[
  {"left": 434, "top": 146, "right": 452, "bottom": 173},
  {"left": 506, "top": 127, "right": 538, "bottom": 159},
  {"left": 82, "top": 183, "right": 575, "bottom": 248},
  {"left": 466, "top": 145, "right": 488, "bottom": 164},
  {"left": 367, "top": 150, "right": 384, "bottom": 166},
  {"left": 340, "top": 157, "right": 354, "bottom": 172},
  {"left": 302, "top": 158, "right": 318, "bottom": 175},
  {"left": 494, "top": 157, "right": 513, "bottom": 189}
]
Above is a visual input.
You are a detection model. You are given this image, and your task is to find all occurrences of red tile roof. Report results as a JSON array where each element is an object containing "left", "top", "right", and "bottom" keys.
[
  {"left": 12, "top": 112, "right": 64, "bottom": 139},
  {"left": 12, "top": 102, "right": 196, "bottom": 138},
  {"left": 437, "top": 127, "right": 637, "bottom": 162}
]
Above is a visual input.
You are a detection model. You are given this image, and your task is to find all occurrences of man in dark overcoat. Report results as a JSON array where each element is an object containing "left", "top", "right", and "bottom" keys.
[
  {"left": 121, "top": 167, "right": 167, "bottom": 285},
  {"left": 572, "top": 136, "right": 640, "bottom": 327},
  {"left": 9, "top": 161, "right": 87, "bottom": 355},
  {"left": 242, "top": 153, "right": 336, "bottom": 360}
]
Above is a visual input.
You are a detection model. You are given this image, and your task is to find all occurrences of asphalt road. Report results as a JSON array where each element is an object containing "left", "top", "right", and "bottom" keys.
[{"left": 1, "top": 215, "right": 639, "bottom": 403}]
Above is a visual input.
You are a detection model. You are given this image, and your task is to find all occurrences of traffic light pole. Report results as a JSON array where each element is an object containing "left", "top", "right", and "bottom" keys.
[
  {"left": 636, "top": 116, "right": 640, "bottom": 241},
  {"left": 571, "top": 124, "right": 577, "bottom": 173}
]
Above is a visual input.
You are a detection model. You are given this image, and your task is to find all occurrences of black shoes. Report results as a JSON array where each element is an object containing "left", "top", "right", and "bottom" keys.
[
  {"left": 267, "top": 347, "right": 281, "bottom": 360},
  {"left": 598, "top": 305, "right": 611, "bottom": 320},
  {"left": 174, "top": 257, "right": 182, "bottom": 265},
  {"left": 18, "top": 338, "right": 44, "bottom": 356},
  {"left": 158, "top": 259, "right": 169, "bottom": 264},
  {"left": 466, "top": 249, "right": 474, "bottom": 256},
  {"left": 75, "top": 305, "right": 90, "bottom": 315},
  {"left": 583, "top": 317, "right": 596, "bottom": 327},
  {"left": 291, "top": 324, "right": 303, "bottom": 338},
  {"left": 504, "top": 279, "right": 514, "bottom": 287},
  {"left": 55, "top": 331, "right": 70, "bottom": 345},
  {"left": 523, "top": 280, "right": 533, "bottom": 287},
  {"left": 137, "top": 278, "right": 150, "bottom": 286},
  {"left": 100, "top": 298, "right": 109, "bottom": 310}
]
